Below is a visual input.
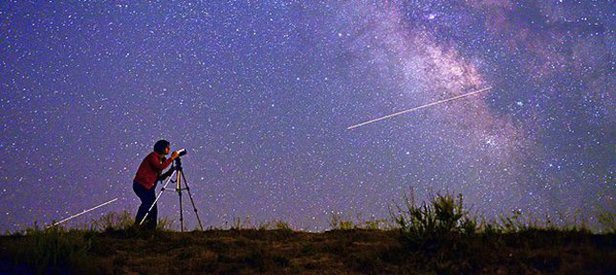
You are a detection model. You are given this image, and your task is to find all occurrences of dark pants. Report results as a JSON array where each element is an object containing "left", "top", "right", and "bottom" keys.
[{"left": 133, "top": 181, "right": 157, "bottom": 230}]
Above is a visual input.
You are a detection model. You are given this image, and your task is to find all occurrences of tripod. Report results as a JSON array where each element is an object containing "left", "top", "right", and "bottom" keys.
[{"left": 139, "top": 157, "right": 204, "bottom": 232}]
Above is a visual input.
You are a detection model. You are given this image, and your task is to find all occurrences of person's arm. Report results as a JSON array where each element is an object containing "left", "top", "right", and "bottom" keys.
[
  {"left": 158, "top": 166, "right": 175, "bottom": 181},
  {"left": 148, "top": 152, "right": 179, "bottom": 171}
]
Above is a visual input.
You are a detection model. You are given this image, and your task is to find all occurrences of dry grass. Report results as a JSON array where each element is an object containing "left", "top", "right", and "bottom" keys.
[
  {"left": 1, "top": 195, "right": 615, "bottom": 274},
  {"left": 1, "top": 227, "right": 614, "bottom": 274}
]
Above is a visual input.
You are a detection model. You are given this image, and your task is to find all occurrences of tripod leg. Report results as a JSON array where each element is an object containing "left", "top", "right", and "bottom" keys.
[
  {"left": 180, "top": 171, "right": 205, "bottom": 231},
  {"left": 178, "top": 178, "right": 184, "bottom": 232},
  {"left": 139, "top": 171, "right": 176, "bottom": 226}
]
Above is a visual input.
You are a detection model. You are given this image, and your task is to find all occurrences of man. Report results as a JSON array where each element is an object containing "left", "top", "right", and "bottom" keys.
[{"left": 133, "top": 139, "right": 179, "bottom": 229}]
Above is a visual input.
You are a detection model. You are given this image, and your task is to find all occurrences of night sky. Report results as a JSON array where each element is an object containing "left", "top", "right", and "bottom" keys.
[{"left": 1, "top": 1, "right": 614, "bottom": 232}]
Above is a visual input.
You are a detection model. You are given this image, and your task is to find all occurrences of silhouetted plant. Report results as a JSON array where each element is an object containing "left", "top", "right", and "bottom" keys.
[
  {"left": 391, "top": 192, "right": 477, "bottom": 249},
  {"left": 362, "top": 219, "right": 391, "bottom": 230},
  {"left": 90, "top": 211, "right": 134, "bottom": 231},
  {"left": 255, "top": 220, "right": 292, "bottom": 231},
  {"left": 329, "top": 213, "right": 356, "bottom": 230},
  {"left": 598, "top": 210, "right": 616, "bottom": 233},
  {"left": 156, "top": 216, "right": 174, "bottom": 231},
  {"left": 13, "top": 224, "right": 93, "bottom": 273},
  {"left": 499, "top": 209, "right": 523, "bottom": 232},
  {"left": 274, "top": 220, "right": 292, "bottom": 231}
]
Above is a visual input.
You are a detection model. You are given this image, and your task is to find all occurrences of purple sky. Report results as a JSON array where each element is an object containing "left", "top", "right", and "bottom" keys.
[{"left": 1, "top": 1, "right": 614, "bottom": 232}]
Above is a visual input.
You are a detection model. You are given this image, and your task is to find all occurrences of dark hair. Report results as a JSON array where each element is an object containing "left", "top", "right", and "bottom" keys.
[{"left": 153, "top": 139, "right": 170, "bottom": 154}]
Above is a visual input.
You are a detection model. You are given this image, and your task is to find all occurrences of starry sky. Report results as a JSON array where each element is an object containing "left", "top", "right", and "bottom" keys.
[{"left": 1, "top": 1, "right": 614, "bottom": 232}]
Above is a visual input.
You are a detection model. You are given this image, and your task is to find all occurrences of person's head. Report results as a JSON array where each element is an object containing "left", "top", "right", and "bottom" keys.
[{"left": 153, "top": 139, "right": 170, "bottom": 155}]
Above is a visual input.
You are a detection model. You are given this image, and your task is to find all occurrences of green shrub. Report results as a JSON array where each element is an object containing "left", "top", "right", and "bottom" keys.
[
  {"left": 478, "top": 217, "right": 502, "bottom": 234},
  {"left": 274, "top": 220, "right": 292, "bottom": 231},
  {"left": 498, "top": 209, "right": 524, "bottom": 233},
  {"left": 255, "top": 220, "right": 292, "bottom": 231},
  {"left": 90, "top": 211, "right": 134, "bottom": 231},
  {"left": 392, "top": 193, "right": 477, "bottom": 249},
  {"left": 14, "top": 225, "right": 93, "bottom": 273},
  {"left": 156, "top": 216, "right": 174, "bottom": 231},
  {"left": 598, "top": 209, "right": 615, "bottom": 233},
  {"left": 329, "top": 213, "right": 356, "bottom": 230},
  {"left": 361, "top": 219, "right": 391, "bottom": 230}
]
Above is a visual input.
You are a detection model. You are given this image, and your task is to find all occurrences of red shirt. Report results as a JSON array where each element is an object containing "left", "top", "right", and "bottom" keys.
[{"left": 134, "top": 152, "right": 173, "bottom": 190}]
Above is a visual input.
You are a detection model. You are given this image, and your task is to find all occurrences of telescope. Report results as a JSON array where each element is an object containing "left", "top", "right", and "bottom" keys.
[{"left": 177, "top": 148, "right": 188, "bottom": 157}]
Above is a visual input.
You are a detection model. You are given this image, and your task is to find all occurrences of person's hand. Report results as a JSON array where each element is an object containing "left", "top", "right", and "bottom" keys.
[{"left": 171, "top": 151, "right": 179, "bottom": 160}]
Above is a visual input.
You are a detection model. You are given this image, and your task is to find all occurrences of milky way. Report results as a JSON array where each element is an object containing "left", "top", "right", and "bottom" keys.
[{"left": 1, "top": 1, "right": 614, "bottom": 232}]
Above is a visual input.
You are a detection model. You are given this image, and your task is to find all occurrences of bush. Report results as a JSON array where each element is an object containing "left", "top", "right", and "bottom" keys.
[
  {"left": 329, "top": 213, "right": 355, "bottom": 230},
  {"left": 255, "top": 220, "right": 293, "bottom": 231},
  {"left": 598, "top": 209, "right": 616, "bottom": 234},
  {"left": 274, "top": 220, "right": 292, "bottom": 231},
  {"left": 90, "top": 211, "right": 134, "bottom": 232},
  {"left": 13, "top": 225, "right": 94, "bottom": 273},
  {"left": 392, "top": 193, "right": 477, "bottom": 249}
]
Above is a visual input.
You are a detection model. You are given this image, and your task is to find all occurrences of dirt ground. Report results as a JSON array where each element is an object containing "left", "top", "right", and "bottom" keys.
[{"left": 1, "top": 229, "right": 615, "bottom": 274}]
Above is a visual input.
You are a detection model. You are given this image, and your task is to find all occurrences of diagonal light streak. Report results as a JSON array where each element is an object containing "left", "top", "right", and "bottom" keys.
[
  {"left": 347, "top": 87, "right": 493, "bottom": 130},
  {"left": 47, "top": 198, "right": 119, "bottom": 228}
]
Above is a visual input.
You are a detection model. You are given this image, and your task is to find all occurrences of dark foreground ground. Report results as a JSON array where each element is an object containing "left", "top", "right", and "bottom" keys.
[{"left": 1, "top": 229, "right": 615, "bottom": 274}]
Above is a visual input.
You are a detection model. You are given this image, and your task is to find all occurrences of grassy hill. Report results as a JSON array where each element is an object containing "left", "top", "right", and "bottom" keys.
[{"left": 1, "top": 194, "right": 614, "bottom": 274}]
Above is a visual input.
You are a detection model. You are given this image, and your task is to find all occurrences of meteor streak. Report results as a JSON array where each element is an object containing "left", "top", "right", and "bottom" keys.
[
  {"left": 347, "top": 87, "right": 493, "bottom": 130},
  {"left": 47, "top": 197, "right": 118, "bottom": 228}
]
